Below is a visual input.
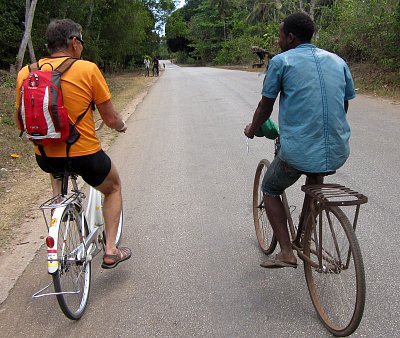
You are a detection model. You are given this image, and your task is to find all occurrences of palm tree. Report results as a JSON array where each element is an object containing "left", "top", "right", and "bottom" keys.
[{"left": 210, "top": 0, "right": 231, "bottom": 41}]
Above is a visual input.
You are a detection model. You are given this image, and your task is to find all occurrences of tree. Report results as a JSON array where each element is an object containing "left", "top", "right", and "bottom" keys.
[
  {"left": 15, "top": 0, "right": 37, "bottom": 72},
  {"left": 299, "top": 0, "right": 316, "bottom": 20},
  {"left": 165, "top": 10, "right": 192, "bottom": 53},
  {"left": 210, "top": 0, "right": 232, "bottom": 41},
  {"left": 0, "top": 0, "right": 24, "bottom": 70},
  {"left": 25, "top": 0, "right": 36, "bottom": 65},
  {"left": 189, "top": 1, "right": 225, "bottom": 62}
]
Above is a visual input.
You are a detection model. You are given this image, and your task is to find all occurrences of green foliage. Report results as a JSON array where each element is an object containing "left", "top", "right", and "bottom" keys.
[
  {"left": 317, "top": 0, "right": 400, "bottom": 68},
  {"left": 0, "top": 1, "right": 24, "bottom": 69},
  {"left": 165, "top": 10, "right": 189, "bottom": 39},
  {"left": 165, "top": 0, "right": 400, "bottom": 70},
  {"left": 0, "top": 0, "right": 177, "bottom": 71},
  {"left": 2, "top": 0, "right": 399, "bottom": 70},
  {"left": 214, "top": 35, "right": 264, "bottom": 64},
  {"left": 188, "top": 1, "right": 225, "bottom": 62}
]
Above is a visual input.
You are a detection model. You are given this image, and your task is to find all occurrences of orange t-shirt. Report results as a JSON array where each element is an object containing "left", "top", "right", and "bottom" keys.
[{"left": 15, "top": 57, "right": 111, "bottom": 157}]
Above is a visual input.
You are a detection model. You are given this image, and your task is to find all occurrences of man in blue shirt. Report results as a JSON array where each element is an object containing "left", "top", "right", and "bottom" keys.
[{"left": 244, "top": 12, "right": 355, "bottom": 268}]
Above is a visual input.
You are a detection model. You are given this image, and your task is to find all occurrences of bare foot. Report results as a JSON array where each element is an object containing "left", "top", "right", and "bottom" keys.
[{"left": 274, "top": 251, "right": 297, "bottom": 265}]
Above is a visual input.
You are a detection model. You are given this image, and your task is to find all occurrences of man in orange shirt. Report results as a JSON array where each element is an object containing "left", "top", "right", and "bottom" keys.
[{"left": 16, "top": 19, "right": 131, "bottom": 269}]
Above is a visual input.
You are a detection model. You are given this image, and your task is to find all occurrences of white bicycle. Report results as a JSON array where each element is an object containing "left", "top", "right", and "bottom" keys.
[{"left": 32, "top": 161, "right": 123, "bottom": 320}]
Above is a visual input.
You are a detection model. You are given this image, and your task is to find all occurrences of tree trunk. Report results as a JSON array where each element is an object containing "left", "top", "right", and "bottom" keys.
[
  {"left": 26, "top": 0, "right": 36, "bottom": 64},
  {"left": 223, "top": 17, "right": 227, "bottom": 42},
  {"left": 86, "top": 0, "right": 95, "bottom": 31},
  {"left": 28, "top": 39, "right": 36, "bottom": 64},
  {"left": 15, "top": 0, "right": 38, "bottom": 72},
  {"left": 299, "top": 0, "right": 316, "bottom": 21}
]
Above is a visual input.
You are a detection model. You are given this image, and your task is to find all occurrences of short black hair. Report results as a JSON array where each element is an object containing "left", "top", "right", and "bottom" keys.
[
  {"left": 45, "top": 19, "right": 82, "bottom": 53},
  {"left": 282, "top": 13, "right": 315, "bottom": 42}
]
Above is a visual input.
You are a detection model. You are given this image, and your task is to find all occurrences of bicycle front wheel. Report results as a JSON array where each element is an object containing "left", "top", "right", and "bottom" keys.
[
  {"left": 253, "top": 159, "right": 277, "bottom": 254},
  {"left": 303, "top": 205, "right": 365, "bottom": 336},
  {"left": 53, "top": 204, "right": 91, "bottom": 320}
]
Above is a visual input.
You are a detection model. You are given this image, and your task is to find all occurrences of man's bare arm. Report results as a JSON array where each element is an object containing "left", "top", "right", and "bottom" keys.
[
  {"left": 97, "top": 100, "right": 127, "bottom": 132},
  {"left": 244, "top": 96, "right": 276, "bottom": 138}
]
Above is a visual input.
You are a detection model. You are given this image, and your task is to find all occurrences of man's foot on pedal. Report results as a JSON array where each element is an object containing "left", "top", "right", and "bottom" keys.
[
  {"left": 102, "top": 247, "right": 131, "bottom": 269},
  {"left": 260, "top": 252, "right": 297, "bottom": 269}
]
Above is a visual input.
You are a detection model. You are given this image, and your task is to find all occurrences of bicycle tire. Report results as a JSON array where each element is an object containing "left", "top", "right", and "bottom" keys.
[
  {"left": 303, "top": 205, "right": 365, "bottom": 336},
  {"left": 53, "top": 204, "right": 91, "bottom": 320},
  {"left": 253, "top": 159, "right": 277, "bottom": 254}
]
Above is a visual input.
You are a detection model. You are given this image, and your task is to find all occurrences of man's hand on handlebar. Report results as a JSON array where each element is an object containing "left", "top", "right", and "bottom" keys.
[
  {"left": 244, "top": 123, "right": 255, "bottom": 139},
  {"left": 116, "top": 121, "right": 127, "bottom": 133}
]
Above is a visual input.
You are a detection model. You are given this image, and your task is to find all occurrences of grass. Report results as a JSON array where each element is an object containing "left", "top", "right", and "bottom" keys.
[{"left": 350, "top": 63, "right": 400, "bottom": 100}]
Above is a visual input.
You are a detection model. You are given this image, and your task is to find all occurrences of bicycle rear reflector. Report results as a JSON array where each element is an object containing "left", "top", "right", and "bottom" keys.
[{"left": 46, "top": 236, "right": 55, "bottom": 248}]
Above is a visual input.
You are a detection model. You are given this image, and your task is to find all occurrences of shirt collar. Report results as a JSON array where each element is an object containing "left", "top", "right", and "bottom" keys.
[{"left": 295, "top": 43, "right": 316, "bottom": 49}]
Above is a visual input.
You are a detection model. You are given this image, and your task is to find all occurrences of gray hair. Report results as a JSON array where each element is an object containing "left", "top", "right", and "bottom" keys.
[{"left": 45, "top": 19, "right": 82, "bottom": 54}]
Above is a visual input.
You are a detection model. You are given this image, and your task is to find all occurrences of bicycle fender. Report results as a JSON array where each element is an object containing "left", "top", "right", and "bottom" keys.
[
  {"left": 86, "top": 187, "right": 104, "bottom": 228},
  {"left": 47, "top": 206, "right": 66, "bottom": 274}
]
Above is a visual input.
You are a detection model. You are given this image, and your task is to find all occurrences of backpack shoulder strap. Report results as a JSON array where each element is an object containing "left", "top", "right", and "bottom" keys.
[
  {"left": 28, "top": 61, "right": 40, "bottom": 72},
  {"left": 55, "top": 58, "right": 79, "bottom": 75}
]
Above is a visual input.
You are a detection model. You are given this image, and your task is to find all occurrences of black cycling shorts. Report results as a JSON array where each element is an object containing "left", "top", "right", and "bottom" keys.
[{"left": 35, "top": 150, "right": 112, "bottom": 187}]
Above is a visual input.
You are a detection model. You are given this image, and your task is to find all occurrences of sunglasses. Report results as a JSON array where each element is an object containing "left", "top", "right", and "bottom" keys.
[{"left": 69, "top": 35, "right": 84, "bottom": 45}]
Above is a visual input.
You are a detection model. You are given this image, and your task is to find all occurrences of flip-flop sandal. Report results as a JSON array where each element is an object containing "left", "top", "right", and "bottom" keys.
[
  {"left": 102, "top": 247, "right": 132, "bottom": 269},
  {"left": 260, "top": 257, "right": 297, "bottom": 269}
]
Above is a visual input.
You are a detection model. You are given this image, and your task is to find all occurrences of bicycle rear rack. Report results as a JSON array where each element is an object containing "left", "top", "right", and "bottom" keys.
[
  {"left": 301, "top": 183, "right": 368, "bottom": 233},
  {"left": 301, "top": 184, "right": 368, "bottom": 207},
  {"left": 40, "top": 192, "right": 83, "bottom": 210}
]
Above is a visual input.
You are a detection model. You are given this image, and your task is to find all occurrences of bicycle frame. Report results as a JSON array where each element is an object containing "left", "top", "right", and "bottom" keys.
[
  {"left": 33, "top": 179, "right": 104, "bottom": 298},
  {"left": 283, "top": 177, "right": 367, "bottom": 268},
  {"left": 286, "top": 175, "right": 324, "bottom": 246},
  {"left": 84, "top": 186, "right": 105, "bottom": 260}
]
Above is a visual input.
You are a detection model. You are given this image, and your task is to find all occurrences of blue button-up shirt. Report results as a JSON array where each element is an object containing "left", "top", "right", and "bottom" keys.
[{"left": 262, "top": 44, "right": 355, "bottom": 173}]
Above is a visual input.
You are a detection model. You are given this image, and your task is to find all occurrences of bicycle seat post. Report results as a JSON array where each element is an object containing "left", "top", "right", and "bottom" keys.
[
  {"left": 61, "top": 172, "right": 69, "bottom": 196},
  {"left": 294, "top": 174, "right": 324, "bottom": 245}
]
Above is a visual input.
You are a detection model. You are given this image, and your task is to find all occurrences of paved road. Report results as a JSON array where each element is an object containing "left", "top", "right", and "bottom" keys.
[{"left": 1, "top": 61, "right": 399, "bottom": 337}]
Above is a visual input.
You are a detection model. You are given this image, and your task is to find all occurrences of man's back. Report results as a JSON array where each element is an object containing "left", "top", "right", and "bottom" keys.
[
  {"left": 262, "top": 44, "right": 355, "bottom": 173},
  {"left": 16, "top": 57, "right": 111, "bottom": 157}
]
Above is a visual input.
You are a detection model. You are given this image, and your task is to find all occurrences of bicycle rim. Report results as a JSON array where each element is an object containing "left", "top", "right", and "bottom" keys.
[
  {"left": 253, "top": 159, "right": 277, "bottom": 254},
  {"left": 53, "top": 205, "right": 91, "bottom": 320},
  {"left": 303, "top": 205, "right": 365, "bottom": 336}
]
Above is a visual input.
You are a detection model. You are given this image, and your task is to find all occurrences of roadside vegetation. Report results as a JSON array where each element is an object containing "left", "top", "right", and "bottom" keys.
[{"left": 166, "top": 1, "right": 400, "bottom": 71}]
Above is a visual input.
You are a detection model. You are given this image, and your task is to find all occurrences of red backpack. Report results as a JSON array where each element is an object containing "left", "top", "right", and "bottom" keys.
[{"left": 18, "top": 58, "right": 89, "bottom": 152}]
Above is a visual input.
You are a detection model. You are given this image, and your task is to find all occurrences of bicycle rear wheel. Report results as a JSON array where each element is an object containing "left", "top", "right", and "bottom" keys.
[
  {"left": 53, "top": 204, "right": 91, "bottom": 320},
  {"left": 253, "top": 159, "right": 277, "bottom": 254},
  {"left": 303, "top": 205, "right": 365, "bottom": 336}
]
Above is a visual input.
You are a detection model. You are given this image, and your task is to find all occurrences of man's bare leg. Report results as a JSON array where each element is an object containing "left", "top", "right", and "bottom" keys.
[
  {"left": 95, "top": 162, "right": 124, "bottom": 256},
  {"left": 264, "top": 195, "right": 297, "bottom": 265},
  {"left": 50, "top": 174, "right": 61, "bottom": 197}
]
